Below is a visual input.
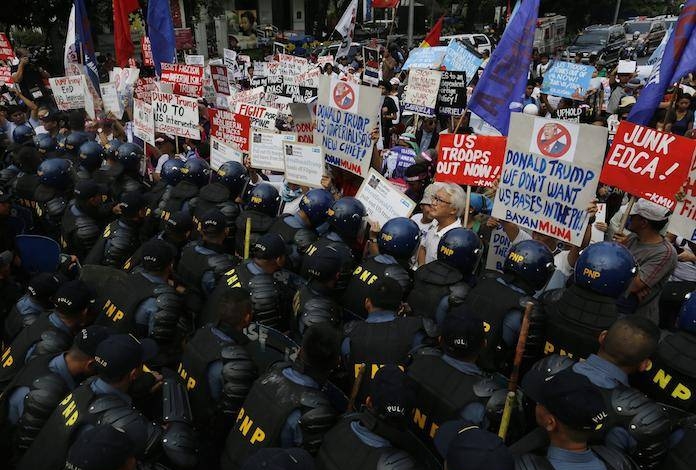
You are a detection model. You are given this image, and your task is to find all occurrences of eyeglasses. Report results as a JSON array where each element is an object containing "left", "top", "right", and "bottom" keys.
[{"left": 432, "top": 195, "right": 451, "bottom": 206}]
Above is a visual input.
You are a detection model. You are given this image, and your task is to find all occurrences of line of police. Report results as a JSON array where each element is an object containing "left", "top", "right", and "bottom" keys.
[{"left": 0, "top": 124, "right": 695, "bottom": 470}]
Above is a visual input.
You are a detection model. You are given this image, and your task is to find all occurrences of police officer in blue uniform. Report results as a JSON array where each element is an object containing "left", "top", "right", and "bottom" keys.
[
  {"left": 32, "top": 158, "right": 73, "bottom": 240},
  {"left": 61, "top": 180, "right": 111, "bottom": 261},
  {"left": 75, "top": 141, "right": 105, "bottom": 182},
  {"left": 4, "top": 272, "right": 61, "bottom": 343},
  {"left": 235, "top": 182, "right": 282, "bottom": 257},
  {"left": 158, "top": 158, "right": 211, "bottom": 223}
]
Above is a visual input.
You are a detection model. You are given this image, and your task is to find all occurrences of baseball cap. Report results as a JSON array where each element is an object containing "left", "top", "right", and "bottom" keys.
[
  {"left": 305, "top": 246, "right": 342, "bottom": 281},
  {"left": 119, "top": 191, "right": 146, "bottom": 217},
  {"left": 66, "top": 425, "right": 135, "bottom": 470},
  {"left": 630, "top": 198, "right": 671, "bottom": 222},
  {"left": 442, "top": 306, "right": 485, "bottom": 357},
  {"left": 253, "top": 233, "right": 286, "bottom": 260},
  {"left": 166, "top": 211, "right": 194, "bottom": 233},
  {"left": 618, "top": 95, "right": 637, "bottom": 109},
  {"left": 434, "top": 421, "right": 514, "bottom": 470},
  {"left": 73, "top": 325, "right": 113, "bottom": 356},
  {"left": 0, "top": 187, "right": 11, "bottom": 202},
  {"left": 141, "top": 239, "right": 175, "bottom": 271},
  {"left": 54, "top": 280, "right": 96, "bottom": 316},
  {"left": 74, "top": 180, "right": 101, "bottom": 200},
  {"left": 94, "top": 334, "right": 158, "bottom": 379},
  {"left": 626, "top": 77, "right": 644, "bottom": 89},
  {"left": 27, "top": 272, "right": 61, "bottom": 299},
  {"left": 369, "top": 365, "right": 416, "bottom": 421},
  {"left": 404, "top": 163, "right": 429, "bottom": 183},
  {"left": 0, "top": 250, "right": 14, "bottom": 267},
  {"left": 201, "top": 209, "right": 227, "bottom": 234},
  {"left": 240, "top": 448, "right": 315, "bottom": 470},
  {"left": 523, "top": 368, "right": 609, "bottom": 432}
]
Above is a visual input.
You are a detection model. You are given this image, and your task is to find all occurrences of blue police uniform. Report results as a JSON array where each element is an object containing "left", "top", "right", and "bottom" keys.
[{"left": 133, "top": 271, "right": 168, "bottom": 336}]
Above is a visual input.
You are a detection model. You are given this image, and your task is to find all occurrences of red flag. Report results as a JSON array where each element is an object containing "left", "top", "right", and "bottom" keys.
[
  {"left": 113, "top": 0, "right": 141, "bottom": 66},
  {"left": 372, "top": 0, "right": 400, "bottom": 7},
  {"left": 420, "top": 16, "right": 444, "bottom": 47}
]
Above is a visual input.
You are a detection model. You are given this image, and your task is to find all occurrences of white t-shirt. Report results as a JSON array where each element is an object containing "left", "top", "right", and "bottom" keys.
[{"left": 421, "top": 219, "right": 462, "bottom": 265}]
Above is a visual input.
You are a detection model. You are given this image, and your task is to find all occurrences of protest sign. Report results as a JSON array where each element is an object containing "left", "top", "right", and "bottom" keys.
[
  {"left": 670, "top": 161, "right": 696, "bottom": 242},
  {"left": 528, "top": 117, "right": 581, "bottom": 162},
  {"left": 491, "top": 113, "right": 607, "bottom": 246},
  {"left": 436, "top": 71, "right": 468, "bottom": 116},
  {"left": 133, "top": 99, "right": 155, "bottom": 146},
  {"left": 278, "top": 54, "right": 308, "bottom": 85},
  {"left": 590, "top": 203, "right": 606, "bottom": 243},
  {"left": 317, "top": 55, "right": 334, "bottom": 66},
  {"left": 0, "top": 66, "right": 12, "bottom": 86},
  {"left": 442, "top": 40, "right": 483, "bottom": 84},
  {"left": 210, "top": 137, "right": 244, "bottom": 170},
  {"left": 485, "top": 226, "right": 511, "bottom": 272},
  {"left": 539, "top": 62, "right": 595, "bottom": 100},
  {"left": 49, "top": 76, "right": 87, "bottom": 111},
  {"left": 329, "top": 76, "right": 360, "bottom": 114},
  {"left": 141, "top": 37, "right": 154, "bottom": 67},
  {"left": 234, "top": 102, "right": 279, "bottom": 130},
  {"left": 296, "top": 67, "right": 321, "bottom": 89},
  {"left": 554, "top": 106, "right": 583, "bottom": 123},
  {"left": 0, "top": 33, "right": 15, "bottom": 60},
  {"left": 290, "top": 102, "right": 316, "bottom": 144},
  {"left": 363, "top": 46, "right": 381, "bottom": 85},
  {"left": 315, "top": 75, "right": 381, "bottom": 177},
  {"left": 185, "top": 54, "right": 205, "bottom": 66},
  {"left": 134, "top": 76, "right": 157, "bottom": 103},
  {"left": 210, "top": 65, "right": 230, "bottom": 95},
  {"left": 208, "top": 108, "right": 250, "bottom": 151},
  {"left": 435, "top": 133, "right": 506, "bottom": 187},
  {"left": 152, "top": 91, "right": 200, "bottom": 139},
  {"left": 356, "top": 169, "right": 417, "bottom": 227},
  {"left": 250, "top": 130, "right": 296, "bottom": 171},
  {"left": 402, "top": 47, "right": 447, "bottom": 70},
  {"left": 617, "top": 60, "right": 637, "bottom": 74},
  {"left": 284, "top": 143, "right": 325, "bottom": 188},
  {"left": 403, "top": 68, "right": 442, "bottom": 117},
  {"left": 253, "top": 61, "right": 269, "bottom": 77},
  {"left": 229, "top": 86, "right": 265, "bottom": 108},
  {"left": 224, "top": 49, "right": 237, "bottom": 69},
  {"left": 160, "top": 63, "right": 204, "bottom": 98},
  {"left": 99, "top": 82, "right": 124, "bottom": 119},
  {"left": 273, "top": 42, "right": 287, "bottom": 55},
  {"left": 601, "top": 121, "right": 695, "bottom": 210}
]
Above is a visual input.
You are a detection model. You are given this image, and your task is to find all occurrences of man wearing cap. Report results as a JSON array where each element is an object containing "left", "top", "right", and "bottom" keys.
[
  {"left": 17, "top": 334, "right": 162, "bottom": 470},
  {"left": 221, "top": 323, "right": 340, "bottom": 470},
  {"left": 64, "top": 425, "right": 137, "bottom": 470},
  {"left": 124, "top": 211, "right": 194, "bottom": 272},
  {"left": 0, "top": 280, "right": 96, "bottom": 389},
  {"left": 84, "top": 191, "right": 148, "bottom": 268},
  {"left": 1, "top": 325, "right": 111, "bottom": 461},
  {"left": 403, "top": 163, "right": 431, "bottom": 205},
  {"left": 204, "top": 233, "right": 295, "bottom": 330},
  {"left": 434, "top": 421, "right": 514, "bottom": 470},
  {"left": 4, "top": 272, "right": 61, "bottom": 343},
  {"left": 61, "top": 180, "right": 108, "bottom": 261},
  {"left": 316, "top": 365, "right": 429, "bottom": 470},
  {"left": 407, "top": 308, "right": 504, "bottom": 445},
  {"left": 612, "top": 199, "right": 677, "bottom": 321}
]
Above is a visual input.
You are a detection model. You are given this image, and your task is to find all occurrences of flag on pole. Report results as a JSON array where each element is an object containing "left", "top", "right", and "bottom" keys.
[
  {"left": 420, "top": 16, "right": 444, "bottom": 47},
  {"left": 373, "top": 0, "right": 400, "bottom": 7},
  {"left": 64, "top": 4, "right": 77, "bottom": 72},
  {"left": 628, "top": 1, "right": 696, "bottom": 125},
  {"left": 147, "top": 0, "right": 177, "bottom": 76},
  {"left": 335, "top": 0, "right": 358, "bottom": 59},
  {"left": 113, "top": 0, "right": 143, "bottom": 67},
  {"left": 646, "top": 24, "right": 673, "bottom": 66},
  {"left": 73, "top": 0, "right": 101, "bottom": 96},
  {"left": 467, "top": 0, "right": 539, "bottom": 134}
]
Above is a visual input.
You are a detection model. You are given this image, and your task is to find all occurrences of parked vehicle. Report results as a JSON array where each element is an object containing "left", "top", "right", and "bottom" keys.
[
  {"left": 439, "top": 33, "right": 493, "bottom": 54},
  {"left": 564, "top": 24, "right": 626, "bottom": 67},
  {"left": 623, "top": 19, "right": 666, "bottom": 56},
  {"left": 533, "top": 14, "right": 567, "bottom": 54}
]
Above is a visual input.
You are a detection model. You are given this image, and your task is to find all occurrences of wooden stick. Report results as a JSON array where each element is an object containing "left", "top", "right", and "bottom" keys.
[
  {"left": 463, "top": 185, "right": 471, "bottom": 227},
  {"left": 243, "top": 217, "right": 252, "bottom": 259},
  {"left": 452, "top": 108, "right": 469, "bottom": 134},
  {"left": 618, "top": 195, "right": 637, "bottom": 235},
  {"left": 347, "top": 363, "right": 366, "bottom": 412}
]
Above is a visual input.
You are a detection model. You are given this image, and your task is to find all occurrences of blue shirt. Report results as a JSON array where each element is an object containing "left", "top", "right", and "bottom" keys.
[
  {"left": 342, "top": 310, "right": 425, "bottom": 358},
  {"left": 206, "top": 326, "right": 233, "bottom": 401},
  {"left": 15, "top": 295, "right": 46, "bottom": 319},
  {"left": 440, "top": 355, "right": 488, "bottom": 426},
  {"left": 72, "top": 378, "right": 133, "bottom": 442},
  {"left": 134, "top": 271, "right": 168, "bottom": 336},
  {"left": 280, "top": 367, "right": 320, "bottom": 448},
  {"left": 547, "top": 446, "right": 606, "bottom": 470},
  {"left": 25, "top": 312, "right": 72, "bottom": 361},
  {"left": 573, "top": 354, "right": 629, "bottom": 389}
]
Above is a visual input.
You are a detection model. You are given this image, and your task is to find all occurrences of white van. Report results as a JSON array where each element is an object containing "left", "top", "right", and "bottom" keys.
[{"left": 439, "top": 33, "right": 493, "bottom": 54}]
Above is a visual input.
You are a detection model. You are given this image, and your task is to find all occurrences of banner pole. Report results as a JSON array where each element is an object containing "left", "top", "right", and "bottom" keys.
[
  {"left": 618, "top": 195, "right": 637, "bottom": 235},
  {"left": 463, "top": 185, "right": 471, "bottom": 227}
]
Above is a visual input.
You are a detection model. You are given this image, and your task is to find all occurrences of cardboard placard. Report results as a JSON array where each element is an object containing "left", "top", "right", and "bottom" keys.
[
  {"left": 234, "top": 102, "right": 279, "bottom": 130},
  {"left": 250, "top": 130, "right": 296, "bottom": 171},
  {"left": 283, "top": 142, "right": 325, "bottom": 188},
  {"left": 491, "top": 114, "right": 607, "bottom": 246},
  {"left": 141, "top": 37, "right": 154, "bottom": 67},
  {"left": 0, "top": 66, "right": 13, "bottom": 86},
  {"left": 356, "top": 169, "right": 417, "bottom": 227},
  {"left": 290, "top": 102, "right": 316, "bottom": 144},
  {"left": 99, "top": 82, "right": 124, "bottom": 119},
  {"left": 601, "top": 121, "right": 695, "bottom": 210},
  {"left": 442, "top": 40, "right": 482, "bottom": 84},
  {"left": 403, "top": 68, "right": 442, "bottom": 117},
  {"left": 160, "top": 63, "right": 204, "bottom": 98},
  {"left": 617, "top": 60, "right": 637, "bottom": 74},
  {"left": 134, "top": 76, "right": 157, "bottom": 103},
  {"left": 49, "top": 76, "right": 87, "bottom": 111},
  {"left": 670, "top": 161, "right": 696, "bottom": 242},
  {"left": 436, "top": 70, "right": 468, "bottom": 116},
  {"left": 435, "top": 133, "right": 506, "bottom": 187},
  {"left": 485, "top": 226, "right": 511, "bottom": 272},
  {"left": 133, "top": 99, "right": 155, "bottom": 146},
  {"left": 539, "top": 62, "right": 595, "bottom": 100},
  {"left": 210, "top": 65, "right": 230, "bottom": 95},
  {"left": 210, "top": 137, "right": 244, "bottom": 170},
  {"left": 208, "top": 108, "right": 250, "bottom": 151},
  {"left": 402, "top": 47, "right": 447, "bottom": 70},
  {"left": 0, "top": 33, "right": 15, "bottom": 60},
  {"left": 363, "top": 46, "right": 381, "bottom": 85},
  {"left": 185, "top": 54, "right": 205, "bottom": 66},
  {"left": 151, "top": 91, "right": 200, "bottom": 139}
]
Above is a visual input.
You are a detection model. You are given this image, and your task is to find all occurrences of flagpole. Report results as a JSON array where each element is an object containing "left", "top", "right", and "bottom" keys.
[{"left": 407, "top": 0, "right": 414, "bottom": 49}]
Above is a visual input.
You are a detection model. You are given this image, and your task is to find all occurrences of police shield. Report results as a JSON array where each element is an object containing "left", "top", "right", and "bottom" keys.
[{"left": 15, "top": 234, "right": 60, "bottom": 273}]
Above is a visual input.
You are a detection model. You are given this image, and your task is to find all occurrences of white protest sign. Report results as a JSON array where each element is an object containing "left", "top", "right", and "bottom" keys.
[
  {"left": 224, "top": 49, "right": 237, "bottom": 68},
  {"left": 670, "top": 161, "right": 696, "bottom": 242},
  {"left": 329, "top": 76, "right": 360, "bottom": 114},
  {"left": 403, "top": 68, "right": 442, "bottom": 117},
  {"left": 590, "top": 203, "right": 606, "bottom": 243},
  {"left": 356, "top": 169, "right": 417, "bottom": 227},
  {"left": 250, "top": 130, "right": 297, "bottom": 171},
  {"left": 485, "top": 226, "right": 511, "bottom": 272},
  {"left": 151, "top": 92, "right": 200, "bottom": 139},
  {"left": 210, "top": 137, "right": 244, "bottom": 171},
  {"left": 283, "top": 142, "right": 325, "bottom": 188},
  {"left": 185, "top": 54, "right": 205, "bottom": 66},
  {"left": 235, "top": 102, "right": 279, "bottom": 130},
  {"left": 491, "top": 113, "right": 607, "bottom": 246},
  {"left": 133, "top": 99, "right": 155, "bottom": 146},
  {"left": 442, "top": 40, "right": 483, "bottom": 84},
  {"left": 49, "top": 76, "right": 87, "bottom": 111},
  {"left": 100, "top": 82, "right": 124, "bottom": 119},
  {"left": 617, "top": 60, "right": 637, "bottom": 74},
  {"left": 253, "top": 61, "right": 269, "bottom": 77},
  {"left": 290, "top": 102, "right": 316, "bottom": 143}
]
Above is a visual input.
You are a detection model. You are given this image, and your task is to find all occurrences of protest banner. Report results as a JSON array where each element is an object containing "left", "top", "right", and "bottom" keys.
[
  {"left": 210, "top": 65, "right": 230, "bottom": 95},
  {"left": 185, "top": 54, "right": 205, "bottom": 66},
  {"left": 442, "top": 40, "right": 483, "bottom": 84},
  {"left": 160, "top": 63, "right": 204, "bottom": 98},
  {"left": 99, "top": 82, "right": 124, "bottom": 119},
  {"left": 491, "top": 113, "right": 607, "bottom": 246},
  {"left": 290, "top": 102, "right": 316, "bottom": 144},
  {"left": 208, "top": 108, "right": 250, "bottom": 151},
  {"left": 436, "top": 71, "right": 468, "bottom": 116},
  {"left": 0, "top": 66, "right": 12, "bottom": 86},
  {"left": 435, "top": 133, "right": 506, "bottom": 187},
  {"left": 402, "top": 47, "right": 447, "bottom": 70},
  {"left": 356, "top": 169, "right": 417, "bottom": 227},
  {"left": 49, "top": 76, "right": 87, "bottom": 111},
  {"left": 134, "top": 76, "right": 157, "bottom": 103},
  {"left": 315, "top": 75, "right": 381, "bottom": 177},
  {"left": 234, "top": 102, "right": 279, "bottom": 130},
  {"left": 329, "top": 76, "right": 360, "bottom": 114},
  {"left": 403, "top": 68, "right": 442, "bottom": 117},
  {"left": 601, "top": 121, "right": 695, "bottom": 210},
  {"left": 133, "top": 99, "right": 155, "bottom": 146},
  {"left": 363, "top": 46, "right": 380, "bottom": 85},
  {"left": 250, "top": 130, "right": 297, "bottom": 171},
  {"left": 152, "top": 91, "right": 200, "bottom": 139},
  {"left": 210, "top": 137, "right": 244, "bottom": 170},
  {"left": 141, "top": 37, "right": 154, "bottom": 67},
  {"left": 0, "top": 33, "right": 15, "bottom": 60},
  {"left": 670, "top": 160, "right": 696, "bottom": 242},
  {"left": 296, "top": 67, "right": 321, "bottom": 89},
  {"left": 485, "top": 226, "right": 511, "bottom": 272},
  {"left": 278, "top": 54, "right": 309, "bottom": 85},
  {"left": 539, "top": 62, "right": 595, "bottom": 100},
  {"left": 284, "top": 143, "right": 325, "bottom": 188}
]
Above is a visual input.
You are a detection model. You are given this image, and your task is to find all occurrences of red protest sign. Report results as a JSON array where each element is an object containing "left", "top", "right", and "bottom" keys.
[
  {"left": 0, "top": 66, "right": 13, "bottom": 86},
  {"left": 160, "top": 63, "right": 204, "bottom": 98},
  {"left": 435, "top": 133, "right": 507, "bottom": 187},
  {"left": 0, "top": 33, "right": 15, "bottom": 61},
  {"left": 134, "top": 76, "right": 157, "bottom": 103},
  {"left": 210, "top": 65, "right": 230, "bottom": 95},
  {"left": 209, "top": 108, "right": 250, "bottom": 152},
  {"left": 141, "top": 37, "right": 154, "bottom": 67},
  {"left": 601, "top": 121, "right": 696, "bottom": 210}
]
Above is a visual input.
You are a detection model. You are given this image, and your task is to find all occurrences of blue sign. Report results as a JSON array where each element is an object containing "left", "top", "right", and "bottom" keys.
[
  {"left": 402, "top": 47, "right": 447, "bottom": 70},
  {"left": 443, "top": 40, "right": 483, "bottom": 84},
  {"left": 539, "top": 61, "right": 595, "bottom": 100}
]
